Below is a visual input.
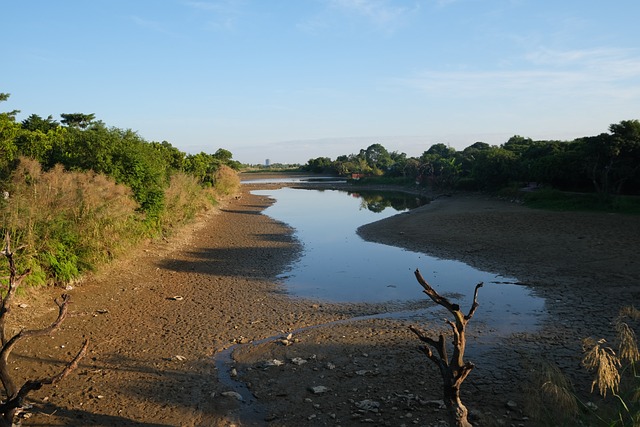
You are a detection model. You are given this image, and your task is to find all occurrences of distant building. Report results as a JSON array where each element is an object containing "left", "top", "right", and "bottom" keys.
[{"left": 265, "top": 159, "right": 270, "bottom": 167}]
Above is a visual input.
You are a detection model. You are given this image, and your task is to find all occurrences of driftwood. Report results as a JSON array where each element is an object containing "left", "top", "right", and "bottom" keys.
[
  {"left": 0, "top": 233, "right": 88, "bottom": 425},
  {"left": 410, "top": 268, "right": 483, "bottom": 427}
]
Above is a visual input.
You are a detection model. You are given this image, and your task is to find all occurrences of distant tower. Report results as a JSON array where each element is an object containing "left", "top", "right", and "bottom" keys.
[{"left": 265, "top": 159, "right": 271, "bottom": 167}]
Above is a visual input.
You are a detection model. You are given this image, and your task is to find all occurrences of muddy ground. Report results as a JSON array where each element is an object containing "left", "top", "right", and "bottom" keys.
[{"left": 7, "top": 175, "right": 640, "bottom": 426}]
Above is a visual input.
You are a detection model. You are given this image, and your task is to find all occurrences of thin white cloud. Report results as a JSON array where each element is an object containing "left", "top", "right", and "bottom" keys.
[
  {"left": 327, "top": 0, "right": 419, "bottom": 32},
  {"left": 183, "top": 0, "right": 245, "bottom": 31},
  {"left": 398, "top": 46, "right": 640, "bottom": 101},
  {"left": 129, "top": 15, "right": 174, "bottom": 35}
]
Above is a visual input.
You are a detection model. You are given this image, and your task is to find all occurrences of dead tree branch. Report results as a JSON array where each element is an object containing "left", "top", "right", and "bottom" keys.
[
  {"left": 410, "top": 268, "right": 483, "bottom": 427},
  {"left": 0, "top": 233, "right": 88, "bottom": 425}
]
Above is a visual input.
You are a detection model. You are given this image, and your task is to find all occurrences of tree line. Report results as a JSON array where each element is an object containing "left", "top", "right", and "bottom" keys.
[
  {"left": 302, "top": 120, "right": 640, "bottom": 197},
  {"left": 0, "top": 93, "right": 241, "bottom": 285},
  {"left": 0, "top": 93, "right": 241, "bottom": 220}
]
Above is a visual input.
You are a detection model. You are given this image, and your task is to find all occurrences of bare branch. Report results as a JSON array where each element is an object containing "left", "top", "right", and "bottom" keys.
[
  {"left": 465, "top": 282, "right": 484, "bottom": 320},
  {"left": 0, "top": 294, "right": 71, "bottom": 398},
  {"left": 411, "top": 269, "right": 482, "bottom": 427},
  {"left": 0, "top": 233, "right": 86, "bottom": 425},
  {"left": 414, "top": 269, "right": 460, "bottom": 313}
]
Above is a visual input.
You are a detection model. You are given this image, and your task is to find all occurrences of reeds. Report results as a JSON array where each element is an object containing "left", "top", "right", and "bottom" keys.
[
  {"left": 213, "top": 165, "right": 240, "bottom": 196},
  {"left": 1, "top": 157, "right": 140, "bottom": 284}
]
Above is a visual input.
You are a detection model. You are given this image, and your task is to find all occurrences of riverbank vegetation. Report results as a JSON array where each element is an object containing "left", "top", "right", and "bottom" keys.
[
  {"left": 302, "top": 120, "right": 640, "bottom": 212},
  {"left": 0, "top": 93, "right": 240, "bottom": 286}
]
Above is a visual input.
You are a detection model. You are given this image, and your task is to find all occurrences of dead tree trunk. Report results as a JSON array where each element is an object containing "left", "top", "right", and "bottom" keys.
[
  {"left": 0, "top": 233, "right": 88, "bottom": 425},
  {"left": 410, "top": 268, "right": 483, "bottom": 427}
]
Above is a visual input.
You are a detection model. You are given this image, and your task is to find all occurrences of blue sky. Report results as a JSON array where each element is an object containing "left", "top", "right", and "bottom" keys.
[{"left": 4, "top": 1, "right": 639, "bottom": 164}]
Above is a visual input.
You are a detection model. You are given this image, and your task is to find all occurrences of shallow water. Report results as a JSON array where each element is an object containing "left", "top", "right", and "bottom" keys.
[{"left": 252, "top": 187, "right": 546, "bottom": 334}]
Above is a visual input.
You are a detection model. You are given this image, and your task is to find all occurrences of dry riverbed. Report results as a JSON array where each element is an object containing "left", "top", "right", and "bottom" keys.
[{"left": 9, "top": 177, "right": 640, "bottom": 426}]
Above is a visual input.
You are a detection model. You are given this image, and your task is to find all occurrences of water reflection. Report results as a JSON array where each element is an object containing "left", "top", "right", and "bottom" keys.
[
  {"left": 350, "top": 190, "right": 429, "bottom": 212},
  {"left": 252, "top": 187, "right": 546, "bottom": 333}
]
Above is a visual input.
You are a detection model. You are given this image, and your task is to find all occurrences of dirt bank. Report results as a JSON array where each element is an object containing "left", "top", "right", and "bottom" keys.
[{"left": 9, "top": 182, "right": 640, "bottom": 426}]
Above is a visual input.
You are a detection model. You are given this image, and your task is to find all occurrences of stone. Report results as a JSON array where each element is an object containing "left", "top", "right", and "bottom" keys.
[
  {"left": 355, "top": 399, "right": 380, "bottom": 412},
  {"left": 308, "top": 386, "right": 331, "bottom": 394},
  {"left": 291, "top": 357, "right": 307, "bottom": 365},
  {"left": 221, "top": 391, "right": 243, "bottom": 401}
]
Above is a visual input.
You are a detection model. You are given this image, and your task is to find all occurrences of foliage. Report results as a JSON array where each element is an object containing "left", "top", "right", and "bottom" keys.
[
  {"left": 300, "top": 120, "right": 640, "bottom": 197},
  {"left": 0, "top": 91, "right": 242, "bottom": 286}
]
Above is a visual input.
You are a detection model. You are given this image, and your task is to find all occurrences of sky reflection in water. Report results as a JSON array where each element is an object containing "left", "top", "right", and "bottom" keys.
[{"left": 252, "top": 187, "right": 546, "bottom": 332}]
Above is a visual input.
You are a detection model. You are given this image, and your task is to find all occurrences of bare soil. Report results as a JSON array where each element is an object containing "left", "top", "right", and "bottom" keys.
[{"left": 9, "top": 177, "right": 640, "bottom": 426}]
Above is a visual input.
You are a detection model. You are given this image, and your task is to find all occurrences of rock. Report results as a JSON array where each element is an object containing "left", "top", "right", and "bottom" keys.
[
  {"left": 326, "top": 362, "right": 336, "bottom": 370},
  {"left": 425, "top": 399, "right": 446, "bottom": 409},
  {"left": 221, "top": 391, "right": 243, "bottom": 401},
  {"left": 18, "top": 303, "right": 28, "bottom": 308},
  {"left": 291, "top": 357, "right": 307, "bottom": 365},
  {"left": 355, "top": 399, "right": 380, "bottom": 412},
  {"left": 264, "top": 359, "right": 284, "bottom": 367},
  {"left": 308, "top": 386, "right": 330, "bottom": 394},
  {"left": 505, "top": 400, "right": 518, "bottom": 410}
]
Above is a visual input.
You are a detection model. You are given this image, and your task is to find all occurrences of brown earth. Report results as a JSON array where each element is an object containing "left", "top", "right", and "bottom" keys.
[{"left": 6, "top": 176, "right": 640, "bottom": 426}]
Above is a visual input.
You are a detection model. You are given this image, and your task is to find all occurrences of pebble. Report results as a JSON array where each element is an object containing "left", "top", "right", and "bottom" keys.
[
  {"left": 308, "top": 386, "right": 330, "bottom": 394},
  {"left": 221, "top": 391, "right": 243, "bottom": 401},
  {"left": 355, "top": 399, "right": 380, "bottom": 412},
  {"left": 291, "top": 357, "right": 307, "bottom": 365}
]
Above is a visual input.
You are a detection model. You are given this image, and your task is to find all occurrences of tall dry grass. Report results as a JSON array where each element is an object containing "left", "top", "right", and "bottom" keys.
[
  {"left": 158, "top": 172, "right": 215, "bottom": 234},
  {"left": 1, "top": 157, "right": 141, "bottom": 284},
  {"left": 1, "top": 158, "right": 221, "bottom": 286},
  {"left": 524, "top": 306, "right": 639, "bottom": 426},
  {"left": 213, "top": 165, "right": 240, "bottom": 196}
]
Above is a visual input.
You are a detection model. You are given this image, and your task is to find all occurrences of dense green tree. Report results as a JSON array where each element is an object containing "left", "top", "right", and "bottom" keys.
[
  {"left": 363, "top": 143, "right": 393, "bottom": 174},
  {"left": 470, "top": 146, "right": 518, "bottom": 189},
  {"left": 21, "top": 114, "right": 59, "bottom": 132},
  {"left": 302, "top": 156, "right": 334, "bottom": 173},
  {"left": 60, "top": 113, "right": 95, "bottom": 129},
  {"left": 418, "top": 144, "right": 460, "bottom": 189},
  {"left": 502, "top": 135, "right": 534, "bottom": 155},
  {"left": 581, "top": 120, "right": 640, "bottom": 195},
  {"left": 0, "top": 94, "right": 19, "bottom": 178}
]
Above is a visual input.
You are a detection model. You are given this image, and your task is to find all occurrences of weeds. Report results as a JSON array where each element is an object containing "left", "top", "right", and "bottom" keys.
[
  {"left": 581, "top": 306, "right": 640, "bottom": 426},
  {"left": 527, "top": 307, "right": 639, "bottom": 426},
  {"left": 0, "top": 157, "right": 220, "bottom": 286}
]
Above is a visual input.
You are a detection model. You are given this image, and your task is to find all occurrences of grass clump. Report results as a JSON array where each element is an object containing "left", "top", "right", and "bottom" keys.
[{"left": 523, "top": 189, "right": 640, "bottom": 214}]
